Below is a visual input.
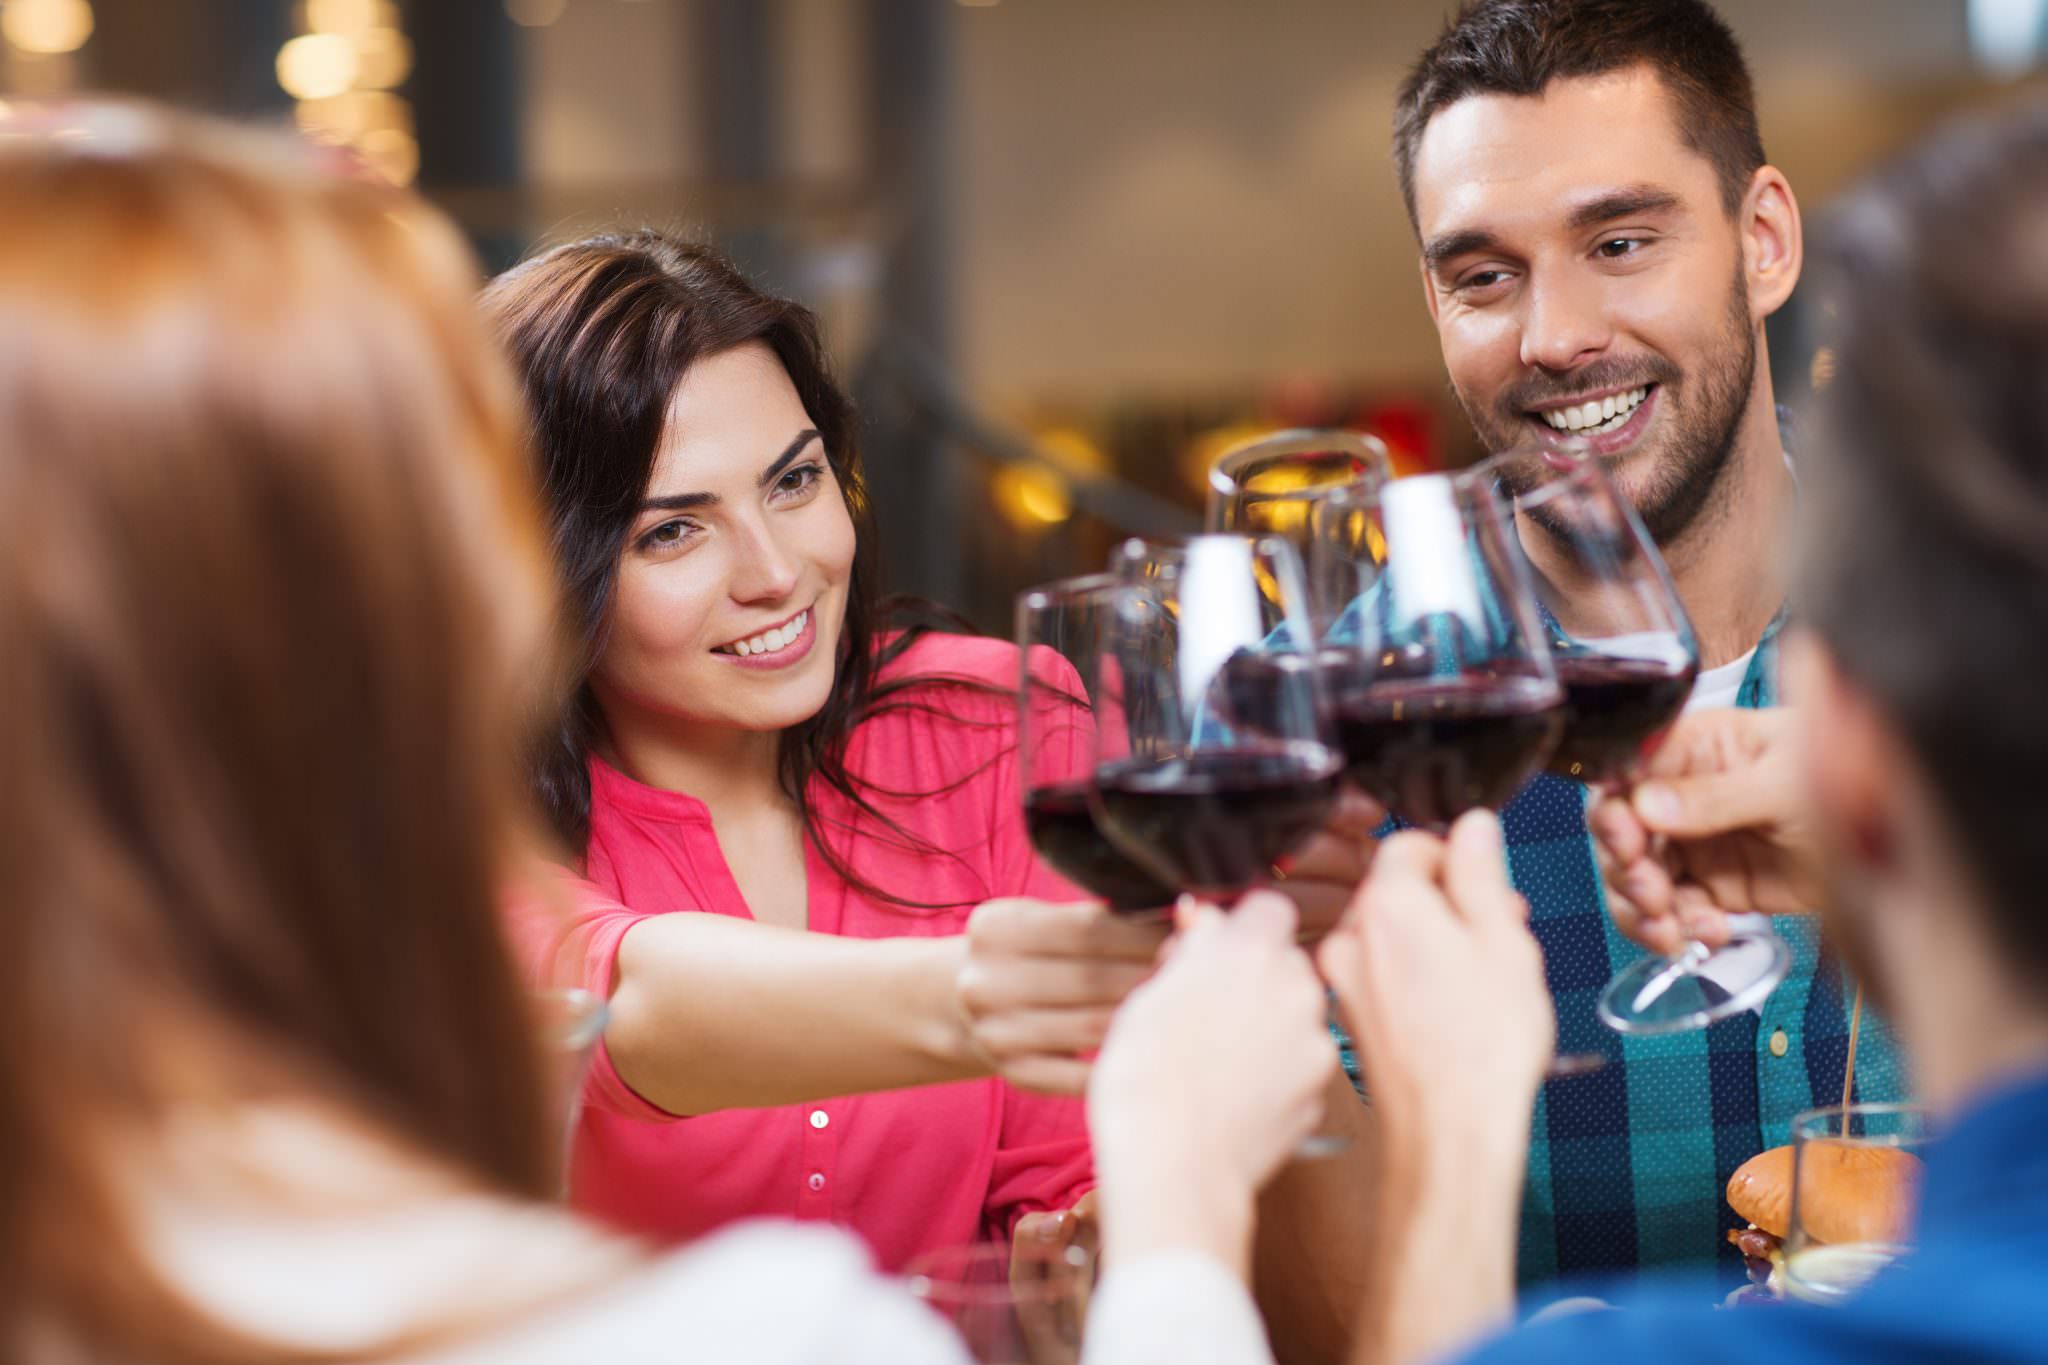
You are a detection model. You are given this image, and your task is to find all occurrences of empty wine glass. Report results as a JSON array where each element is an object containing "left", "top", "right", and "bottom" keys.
[
  {"left": 1207, "top": 429, "right": 1392, "bottom": 637},
  {"left": 1089, "top": 534, "right": 1342, "bottom": 905},
  {"left": 1308, "top": 473, "right": 1564, "bottom": 832},
  {"left": 1016, "top": 575, "right": 1176, "bottom": 915},
  {"left": 1783, "top": 1103, "right": 1931, "bottom": 1305},
  {"left": 906, "top": 1240, "right": 1093, "bottom": 1365},
  {"left": 536, "top": 986, "right": 607, "bottom": 1195}
]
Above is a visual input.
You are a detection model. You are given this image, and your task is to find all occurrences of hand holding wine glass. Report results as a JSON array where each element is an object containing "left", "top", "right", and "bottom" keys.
[
  {"left": 1590, "top": 705, "right": 1826, "bottom": 956},
  {"left": 1088, "top": 892, "right": 1337, "bottom": 1281},
  {"left": 1314, "top": 812, "right": 1550, "bottom": 1365},
  {"left": 1466, "top": 440, "right": 1791, "bottom": 1035},
  {"left": 1266, "top": 784, "right": 1389, "bottom": 942},
  {"left": 1319, "top": 811, "right": 1555, "bottom": 1154}
]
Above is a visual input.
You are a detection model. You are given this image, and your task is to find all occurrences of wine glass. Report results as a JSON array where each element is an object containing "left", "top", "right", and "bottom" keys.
[
  {"left": 1016, "top": 575, "right": 1177, "bottom": 916},
  {"left": 1088, "top": 534, "right": 1343, "bottom": 904},
  {"left": 906, "top": 1240, "right": 1092, "bottom": 1365},
  {"left": 1464, "top": 441, "right": 1791, "bottom": 1036},
  {"left": 535, "top": 986, "right": 607, "bottom": 1195},
  {"left": 1783, "top": 1103, "right": 1930, "bottom": 1305},
  {"left": 1307, "top": 472, "right": 1564, "bottom": 832},
  {"left": 1207, "top": 429, "right": 1392, "bottom": 636},
  {"left": 1458, "top": 445, "right": 1700, "bottom": 783}
]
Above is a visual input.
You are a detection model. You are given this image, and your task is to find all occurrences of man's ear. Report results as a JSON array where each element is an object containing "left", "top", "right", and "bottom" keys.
[{"left": 1742, "top": 164, "right": 1803, "bottom": 323}]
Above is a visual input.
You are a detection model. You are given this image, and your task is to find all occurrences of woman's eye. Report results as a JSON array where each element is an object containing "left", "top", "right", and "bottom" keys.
[
  {"left": 776, "top": 462, "right": 823, "bottom": 495},
  {"left": 640, "top": 519, "right": 695, "bottom": 552}
]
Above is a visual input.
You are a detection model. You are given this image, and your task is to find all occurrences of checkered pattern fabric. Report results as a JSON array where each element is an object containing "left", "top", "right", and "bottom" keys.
[{"left": 1337, "top": 619, "right": 1907, "bottom": 1292}]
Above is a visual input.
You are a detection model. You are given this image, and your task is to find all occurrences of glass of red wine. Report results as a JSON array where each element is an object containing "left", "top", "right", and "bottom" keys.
[
  {"left": 1308, "top": 473, "right": 1564, "bottom": 832},
  {"left": 1465, "top": 442, "right": 1790, "bottom": 1035},
  {"left": 1207, "top": 429, "right": 1392, "bottom": 637},
  {"left": 1016, "top": 574, "right": 1177, "bottom": 916},
  {"left": 1089, "top": 535, "right": 1343, "bottom": 905}
]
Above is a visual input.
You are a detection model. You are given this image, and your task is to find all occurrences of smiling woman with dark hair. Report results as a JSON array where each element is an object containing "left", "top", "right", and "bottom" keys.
[{"left": 482, "top": 231, "right": 1168, "bottom": 1268}]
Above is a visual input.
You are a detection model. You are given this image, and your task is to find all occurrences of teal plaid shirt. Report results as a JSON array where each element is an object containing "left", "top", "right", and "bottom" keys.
[{"left": 1339, "top": 615, "right": 1907, "bottom": 1293}]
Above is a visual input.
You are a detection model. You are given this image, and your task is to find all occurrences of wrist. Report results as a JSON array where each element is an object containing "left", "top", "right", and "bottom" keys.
[
  {"left": 1097, "top": 1148, "right": 1256, "bottom": 1281},
  {"left": 925, "top": 936, "right": 994, "bottom": 1078},
  {"left": 1377, "top": 1103, "right": 1528, "bottom": 1214}
]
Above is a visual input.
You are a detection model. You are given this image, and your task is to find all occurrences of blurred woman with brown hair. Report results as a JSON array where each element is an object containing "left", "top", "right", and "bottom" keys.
[{"left": 0, "top": 104, "right": 1336, "bottom": 1362}]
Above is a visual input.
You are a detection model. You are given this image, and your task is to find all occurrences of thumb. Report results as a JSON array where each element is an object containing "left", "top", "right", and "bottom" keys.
[{"left": 1632, "top": 768, "right": 1779, "bottom": 840}]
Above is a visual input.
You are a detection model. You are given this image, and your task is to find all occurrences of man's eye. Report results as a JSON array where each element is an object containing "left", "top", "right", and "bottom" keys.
[
  {"left": 1461, "top": 270, "right": 1508, "bottom": 291},
  {"left": 1597, "top": 238, "right": 1642, "bottom": 259}
]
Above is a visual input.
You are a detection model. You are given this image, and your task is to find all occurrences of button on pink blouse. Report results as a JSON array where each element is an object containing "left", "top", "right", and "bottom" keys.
[{"left": 545, "top": 633, "right": 1095, "bottom": 1271}]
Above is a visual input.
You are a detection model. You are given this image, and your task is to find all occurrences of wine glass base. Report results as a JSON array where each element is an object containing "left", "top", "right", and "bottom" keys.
[
  {"left": 1293, "top": 1133, "right": 1351, "bottom": 1160},
  {"left": 1596, "top": 931, "right": 1792, "bottom": 1036}
]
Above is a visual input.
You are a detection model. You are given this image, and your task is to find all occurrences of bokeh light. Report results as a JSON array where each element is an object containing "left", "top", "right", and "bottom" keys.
[
  {"left": 276, "top": 33, "right": 360, "bottom": 101},
  {"left": 1, "top": 0, "right": 95, "bottom": 56}
]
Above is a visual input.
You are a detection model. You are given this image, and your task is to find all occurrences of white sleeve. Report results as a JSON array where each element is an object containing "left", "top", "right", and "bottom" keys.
[
  {"left": 425, "top": 1222, "right": 972, "bottom": 1365},
  {"left": 1082, "top": 1250, "right": 1277, "bottom": 1365}
]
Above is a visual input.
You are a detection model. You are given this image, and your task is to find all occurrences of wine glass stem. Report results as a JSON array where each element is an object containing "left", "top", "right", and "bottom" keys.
[{"left": 1628, "top": 938, "right": 1714, "bottom": 1016}]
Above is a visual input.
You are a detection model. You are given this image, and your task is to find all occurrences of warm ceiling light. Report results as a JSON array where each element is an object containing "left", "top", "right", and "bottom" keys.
[
  {"left": 304, "top": 0, "right": 381, "bottom": 35},
  {"left": 505, "top": 0, "right": 568, "bottom": 26},
  {"left": 352, "top": 25, "right": 412, "bottom": 89},
  {"left": 2, "top": 0, "right": 96, "bottom": 55},
  {"left": 276, "top": 32, "right": 360, "bottom": 101}
]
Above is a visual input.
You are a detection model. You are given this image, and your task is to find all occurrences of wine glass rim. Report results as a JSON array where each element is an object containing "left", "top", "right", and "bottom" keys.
[
  {"left": 1207, "top": 428, "right": 1390, "bottom": 497},
  {"left": 1790, "top": 1101, "right": 1937, "bottom": 1142},
  {"left": 1019, "top": 572, "right": 1122, "bottom": 609},
  {"left": 534, "top": 986, "right": 608, "bottom": 1051},
  {"left": 1110, "top": 530, "right": 1299, "bottom": 567},
  {"left": 1456, "top": 445, "right": 1614, "bottom": 511},
  {"left": 903, "top": 1241, "right": 1093, "bottom": 1307}
]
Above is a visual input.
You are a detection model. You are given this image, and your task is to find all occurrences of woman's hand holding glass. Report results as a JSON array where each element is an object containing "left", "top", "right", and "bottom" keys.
[{"left": 957, "top": 897, "right": 1170, "bottom": 1096}]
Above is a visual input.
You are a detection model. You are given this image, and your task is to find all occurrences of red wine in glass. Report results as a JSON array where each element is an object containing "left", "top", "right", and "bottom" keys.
[
  {"left": 1547, "top": 654, "right": 1697, "bottom": 784},
  {"left": 1016, "top": 574, "right": 1180, "bottom": 914},
  {"left": 1023, "top": 781, "right": 1177, "bottom": 913},
  {"left": 1308, "top": 475, "right": 1566, "bottom": 829},
  {"left": 1092, "top": 745, "right": 1342, "bottom": 901},
  {"left": 1330, "top": 671, "right": 1563, "bottom": 829}
]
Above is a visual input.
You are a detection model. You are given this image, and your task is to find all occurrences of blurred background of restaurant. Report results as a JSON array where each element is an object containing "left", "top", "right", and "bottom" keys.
[{"left": 9, "top": 0, "right": 2045, "bottom": 629}]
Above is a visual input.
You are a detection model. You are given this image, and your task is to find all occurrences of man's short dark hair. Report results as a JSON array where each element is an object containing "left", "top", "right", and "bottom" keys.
[
  {"left": 1393, "top": 0, "right": 1767, "bottom": 228},
  {"left": 1805, "top": 103, "right": 2048, "bottom": 992}
]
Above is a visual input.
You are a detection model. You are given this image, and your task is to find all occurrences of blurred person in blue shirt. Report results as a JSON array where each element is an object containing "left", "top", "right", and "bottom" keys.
[{"left": 1318, "top": 98, "right": 2048, "bottom": 1365}]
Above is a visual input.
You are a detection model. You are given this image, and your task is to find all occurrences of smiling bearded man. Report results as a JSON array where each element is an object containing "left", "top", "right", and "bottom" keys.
[{"left": 1316, "top": 0, "right": 1908, "bottom": 1308}]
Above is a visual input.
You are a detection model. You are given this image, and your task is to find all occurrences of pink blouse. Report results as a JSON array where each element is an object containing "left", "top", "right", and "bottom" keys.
[{"left": 543, "top": 633, "right": 1095, "bottom": 1271}]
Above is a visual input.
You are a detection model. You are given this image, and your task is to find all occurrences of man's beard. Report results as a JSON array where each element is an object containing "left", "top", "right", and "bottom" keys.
[{"left": 1463, "top": 268, "right": 1759, "bottom": 550}]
